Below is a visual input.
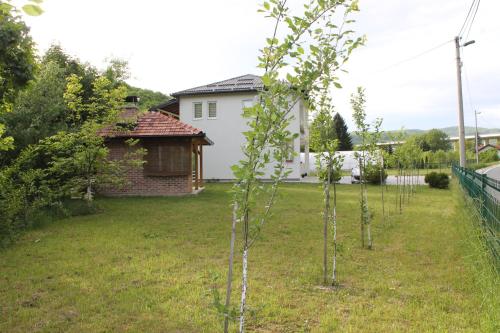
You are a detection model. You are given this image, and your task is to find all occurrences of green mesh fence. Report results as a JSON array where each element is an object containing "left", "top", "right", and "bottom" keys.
[{"left": 452, "top": 164, "right": 500, "bottom": 268}]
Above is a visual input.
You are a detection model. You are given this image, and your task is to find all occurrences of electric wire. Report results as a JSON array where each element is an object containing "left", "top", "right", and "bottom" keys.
[
  {"left": 458, "top": 0, "right": 477, "bottom": 37},
  {"left": 464, "top": 0, "right": 480, "bottom": 42},
  {"left": 375, "top": 39, "right": 453, "bottom": 73}
]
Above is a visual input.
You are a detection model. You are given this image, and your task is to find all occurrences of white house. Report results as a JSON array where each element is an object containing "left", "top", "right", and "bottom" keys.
[{"left": 153, "top": 74, "right": 310, "bottom": 180}]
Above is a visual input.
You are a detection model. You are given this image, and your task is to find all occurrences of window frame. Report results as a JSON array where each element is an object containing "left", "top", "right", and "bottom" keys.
[
  {"left": 207, "top": 101, "right": 217, "bottom": 119},
  {"left": 285, "top": 138, "right": 295, "bottom": 163},
  {"left": 193, "top": 102, "right": 203, "bottom": 120},
  {"left": 143, "top": 141, "right": 191, "bottom": 176}
]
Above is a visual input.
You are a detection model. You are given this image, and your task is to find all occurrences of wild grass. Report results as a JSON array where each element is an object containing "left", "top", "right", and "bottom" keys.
[{"left": 0, "top": 183, "right": 497, "bottom": 332}]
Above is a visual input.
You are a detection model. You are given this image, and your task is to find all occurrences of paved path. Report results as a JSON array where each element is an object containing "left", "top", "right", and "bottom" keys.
[
  {"left": 477, "top": 163, "right": 500, "bottom": 181},
  {"left": 302, "top": 175, "right": 426, "bottom": 185}
]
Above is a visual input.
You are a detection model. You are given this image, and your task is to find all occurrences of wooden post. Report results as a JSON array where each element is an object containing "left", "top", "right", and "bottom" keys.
[
  {"left": 199, "top": 144, "right": 204, "bottom": 187},
  {"left": 194, "top": 143, "right": 199, "bottom": 190}
]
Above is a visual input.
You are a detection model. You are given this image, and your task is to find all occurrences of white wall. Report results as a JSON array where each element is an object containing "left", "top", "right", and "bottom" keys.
[
  {"left": 301, "top": 151, "right": 379, "bottom": 173},
  {"left": 179, "top": 93, "right": 302, "bottom": 180}
]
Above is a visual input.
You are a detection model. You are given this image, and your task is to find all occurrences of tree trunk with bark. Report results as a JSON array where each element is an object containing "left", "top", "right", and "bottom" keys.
[{"left": 223, "top": 203, "right": 238, "bottom": 333}]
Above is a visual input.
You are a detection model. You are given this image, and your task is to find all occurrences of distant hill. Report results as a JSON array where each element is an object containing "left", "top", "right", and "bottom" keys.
[{"left": 350, "top": 126, "right": 500, "bottom": 145}]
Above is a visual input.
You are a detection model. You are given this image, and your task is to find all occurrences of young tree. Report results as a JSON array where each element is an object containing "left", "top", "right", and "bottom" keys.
[
  {"left": 351, "top": 87, "right": 382, "bottom": 249},
  {"left": 333, "top": 113, "right": 353, "bottom": 151},
  {"left": 222, "top": 1, "right": 363, "bottom": 331},
  {"left": 310, "top": 94, "right": 343, "bottom": 286}
]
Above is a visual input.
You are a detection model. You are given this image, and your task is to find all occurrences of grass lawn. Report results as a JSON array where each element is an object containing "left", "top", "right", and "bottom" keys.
[{"left": 1, "top": 183, "right": 498, "bottom": 332}]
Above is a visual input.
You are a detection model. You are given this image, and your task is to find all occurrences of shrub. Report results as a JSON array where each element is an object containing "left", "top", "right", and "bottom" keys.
[
  {"left": 424, "top": 172, "right": 449, "bottom": 189},
  {"left": 479, "top": 149, "right": 499, "bottom": 163},
  {"left": 318, "top": 167, "right": 342, "bottom": 183},
  {"left": 363, "top": 164, "right": 387, "bottom": 184},
  {"left": 468, "top": 162, "right": 489, "bottom": 171}
]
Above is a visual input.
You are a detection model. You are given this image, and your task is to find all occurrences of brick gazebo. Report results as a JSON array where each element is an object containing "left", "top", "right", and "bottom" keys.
[{"left": 100, "top": 107, "right": 213, "bottom": 196}]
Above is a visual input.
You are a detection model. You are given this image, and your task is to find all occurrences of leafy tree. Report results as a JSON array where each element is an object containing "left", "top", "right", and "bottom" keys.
[
  {"left": 103, "top": 58, "right": 170, "bottom": 110},
  {"left": 42, "top": 44, "right": 99, "bottom": 103},
  {"left": 416, "top": 129, "right": 451, "bottom": 152},
  {"left": 1, "top": 61, "right": 68, "bottom": 161},
  {"left": 0, "top": 7, "right": 36, "bottom": 107},
  {"left": 64, "top": 74, "right": 127, "bottom": 127},
  {"left": 310, "top": 94, "right": 343, "bottom": 286},
  {"left": 0, "top": 5, "right": 36, "bottom": 150},
  {"left": 126, "top": 86, "right": 170, "bottom": 110},
  {"left": 0, "top": 124, "right": 13, "bottom": 151},
  {"left": 351, "top": 87, "right": 382, "bottom": 249},
  {"left": 333, "top": 113, "right": 353, "bottom": 150},
  {"left": 0, "top": 0, "right": 43, "bottom": 16},
  {"left": 221, "top": 1, "right": 364, "bottom": 331}
]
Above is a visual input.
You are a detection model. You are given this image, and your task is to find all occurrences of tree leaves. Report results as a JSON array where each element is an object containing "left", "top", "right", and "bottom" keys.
[{"left": 22, "top": 4, "right": 43, "bottom": 16}]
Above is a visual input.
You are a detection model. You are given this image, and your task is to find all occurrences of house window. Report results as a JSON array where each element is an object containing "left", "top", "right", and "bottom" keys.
[
  {"left": 193, "top": 102, "right": 202, "bottom": 120},
  {"left": 208, "top": 101, "right": 217, "bottom": 119},
  {"left": 285, "top": 139, "right": 295, "bottom": 162},
  {"left": 242, "top": 99, "right": 254, "bottom": 110},
  {"left": 144, "top": 142, "right": 190, "bottom": 176}
]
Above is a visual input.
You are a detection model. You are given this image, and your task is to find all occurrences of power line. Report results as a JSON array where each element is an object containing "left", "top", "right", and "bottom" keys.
[
  {"left": 464, "top": 0, "right": 481, "bottom": 41},
  {"left": 458, "top": 0, "right": 477, "bottom": 37},
  {"left": 375, "top": 39, "right": 453, "bottom": 73}
]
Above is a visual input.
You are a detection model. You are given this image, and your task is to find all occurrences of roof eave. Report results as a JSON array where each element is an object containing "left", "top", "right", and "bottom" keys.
[{"left": 172, "top": 88, "right": 261, "bottom": 98}]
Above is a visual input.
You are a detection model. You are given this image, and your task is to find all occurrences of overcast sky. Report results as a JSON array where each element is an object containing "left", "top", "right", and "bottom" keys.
[{"left": 18, "top": 0, "right": 499, "bottom": 131}]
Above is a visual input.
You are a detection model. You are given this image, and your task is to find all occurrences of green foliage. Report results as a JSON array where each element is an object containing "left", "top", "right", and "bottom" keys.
[
  {"left": 479, "top": 149, "right": 499, "bottom": 163},
  {"left": 415, "top": 129, "right": 451, "bottom": 152},
  {"left": 0, "top": 8, "right": 35, "bottom": 106},
  {"left": 424, "top": 172, "right": 450, "bottom": 189},
  {"left": 126, "top": 85, "right": 170, "bottom": 110},
  {"left": 0, "top": 67, "right": 144, "bottom": 245},
  {"left": 0, "top": 123, "right": 13, "bottom": 151},
  {"left": 1, "top": 61, "right": 68, "bottom": 159},
  {"left": 333, "top": 113, "right": 353, "bottom": 151},
  {"left": 364, "top": 163, "right": 387, "bottom": 184},
  {"left": 318, "top": 164, "right": 342, "bottom": 183}
]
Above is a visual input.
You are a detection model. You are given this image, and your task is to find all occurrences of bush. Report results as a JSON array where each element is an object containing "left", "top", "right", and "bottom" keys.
[
  {"left": 479, "top": 149, "right": 499, "bottom": 163},
  {"left": 424, "top": 172, "right": 449, "bottom": 189},
  {"left": 363, "top": 164, "right": 387, "bottom": 184},
  {"left": 318, "top": 167, "right": 342, "bottom": 183},
  {"left": 468, "top": 162, "right": 489, "bottom": 171}
]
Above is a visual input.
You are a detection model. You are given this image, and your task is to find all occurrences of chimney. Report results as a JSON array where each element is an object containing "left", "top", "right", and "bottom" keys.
[{"left": 124, "top": 95, "right": 140, "bottom": 109}]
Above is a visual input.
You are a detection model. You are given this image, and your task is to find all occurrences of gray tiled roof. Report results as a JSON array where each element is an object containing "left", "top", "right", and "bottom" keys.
[{"left": 172, "top": 74, "right": 263, "bottom": 96}]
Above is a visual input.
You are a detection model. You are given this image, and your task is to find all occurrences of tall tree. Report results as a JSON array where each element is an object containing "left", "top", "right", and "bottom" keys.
[
  {"left": 333, "top": 113, "right": 353, "bottom": 150},
  {"left": 1, "top": 61, "right": 67, "bottom": 161}
]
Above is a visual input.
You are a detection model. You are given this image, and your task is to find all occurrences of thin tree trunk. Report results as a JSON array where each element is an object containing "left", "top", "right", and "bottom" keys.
[
  {"left": 323, "top": 164, "right": 331, "bottom": 285},
  {"left": 359, "top": 158, "right": 364, "bottom": 248},
  {"left": 417, "top": 167, "right": 420, "bottom": 190},
  {"left": 380, "top": 167, "right": 385, "bottom": 223},
  {"left": 365, "top": 188, "right": 372, "bottom": 249},
  {"left": 331, "top": 181, "right": 337, "bottom": 285},
  {"left": 399, "top": 167, "right": 402, "bottom": 214},
  {"left": 85, "top": 179, "right": 93, "bottom": 206},
  {"left": 223, "top": 203, "right": 238, "bottom": 333},
  {"left": 239, "top": 247, "right": 248, "bottom": 333}
]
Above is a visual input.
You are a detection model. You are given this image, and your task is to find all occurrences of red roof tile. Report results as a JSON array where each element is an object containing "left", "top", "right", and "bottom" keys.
[{"left": 100, "top": 110, "right": 205, "bottom": 138}]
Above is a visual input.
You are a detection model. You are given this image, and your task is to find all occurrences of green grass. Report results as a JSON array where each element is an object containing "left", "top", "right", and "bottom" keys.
[{"left": 1, "top": 183, "right": 498, "bottom": 332}]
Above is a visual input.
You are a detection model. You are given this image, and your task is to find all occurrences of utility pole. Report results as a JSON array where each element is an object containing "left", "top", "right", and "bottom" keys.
[
  {"left": 454, "top": 36, "right": 467, "bottom": 167},
  {"left": 474, "top": 109, "right": 480, "bottom": 164}
]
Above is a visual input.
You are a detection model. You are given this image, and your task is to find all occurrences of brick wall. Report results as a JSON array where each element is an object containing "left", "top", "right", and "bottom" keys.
[{"left": 99, "top": 139, "right": 192, "bottom": 196}]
